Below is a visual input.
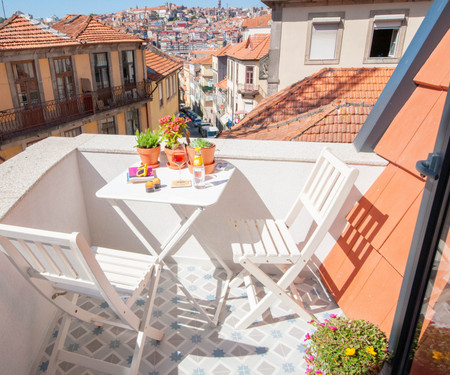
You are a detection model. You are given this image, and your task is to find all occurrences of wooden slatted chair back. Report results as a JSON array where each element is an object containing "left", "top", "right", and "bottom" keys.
[
  {"left": 285, "top": 147, "right": 359, "bottom": 229},
  {"left": 0, "top": 225, "right": 98, "bottom": 293}
]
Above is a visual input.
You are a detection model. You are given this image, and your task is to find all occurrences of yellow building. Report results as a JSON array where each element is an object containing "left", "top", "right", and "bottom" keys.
[
  {"left": 144, "top": 46, "right": 182, "bottom": 131},
  {"left": 0, "top": 14, "right": 154, "bottom": 161}
]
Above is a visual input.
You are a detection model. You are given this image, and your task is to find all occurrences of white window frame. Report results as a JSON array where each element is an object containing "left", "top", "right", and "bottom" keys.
[
  {"left": 364, "top": 9, "right": 408, "bottom": 64},
  {"left": 305, "top": 12, "right": 344, "bottom": 65}
]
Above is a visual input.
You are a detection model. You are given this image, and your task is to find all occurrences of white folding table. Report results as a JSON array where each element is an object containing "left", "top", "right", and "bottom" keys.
[{"left": 96, "top": 162, "right": 235, "bottom": 326}]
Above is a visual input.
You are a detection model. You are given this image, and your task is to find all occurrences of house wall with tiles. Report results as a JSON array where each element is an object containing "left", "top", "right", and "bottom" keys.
[{"left": 276, "top": 1, "right": 432, "bottom": 91}]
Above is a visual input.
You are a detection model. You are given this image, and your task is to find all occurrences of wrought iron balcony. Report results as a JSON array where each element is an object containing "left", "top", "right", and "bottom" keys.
[
  {"left": 237, "top": 83, "right": 260, "bottom": 96},
  {"left": 0, "top": 81, "right": 153, "bottom": 140}
]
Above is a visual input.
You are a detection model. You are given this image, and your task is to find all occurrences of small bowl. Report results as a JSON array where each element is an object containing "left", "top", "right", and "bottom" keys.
[{"left": 188, "top": 161, "right": 216, "bottom": 175}]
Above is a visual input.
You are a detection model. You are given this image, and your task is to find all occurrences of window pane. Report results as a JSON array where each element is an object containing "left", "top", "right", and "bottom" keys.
[
  {"left": 310, "top": 23, "right": 338, "bottom": 60},
  {"left": 95, "top": 53, "right": 108, "bottom": 67},
  {"left": 388, "top": 29, "right": 400, "bottom": 57},
  {"left": 370, "top": 28, "right": 398, "bottom": 57},
  {"left": 409, "top": 208, "right": 450, "bottom": 375}
]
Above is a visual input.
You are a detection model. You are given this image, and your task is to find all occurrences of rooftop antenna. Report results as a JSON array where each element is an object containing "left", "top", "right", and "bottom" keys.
[{"left": 1, "top": 0, "right": 6, "bottom": 19}]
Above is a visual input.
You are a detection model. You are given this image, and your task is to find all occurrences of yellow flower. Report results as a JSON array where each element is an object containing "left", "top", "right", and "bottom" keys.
[
  {"left": 366, "top": 346, "right": 377, "bottom": 356},
  {"left": 345, "top": 348, "right": 356, "bottom": 356},
  {"left": 432, "top": 351, "right": 443, "bottom": 360}
]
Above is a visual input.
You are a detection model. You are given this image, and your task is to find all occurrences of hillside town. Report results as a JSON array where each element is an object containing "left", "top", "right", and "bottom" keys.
[
  {"left": 0, "top": 0, "right": 435, "bottom": 160},
  {"left": 0, "top": 2, "right": 449, "bottom": 375}
]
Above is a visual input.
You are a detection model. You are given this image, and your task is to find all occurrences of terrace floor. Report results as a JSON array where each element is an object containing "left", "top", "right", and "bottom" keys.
[{"left": 33, "top": 261, "right": 342, "bottom": 375}]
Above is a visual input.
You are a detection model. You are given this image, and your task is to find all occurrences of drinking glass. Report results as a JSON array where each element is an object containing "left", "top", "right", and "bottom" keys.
[{"left": 171, "top": 144, "right": 186, "bottom": 182}]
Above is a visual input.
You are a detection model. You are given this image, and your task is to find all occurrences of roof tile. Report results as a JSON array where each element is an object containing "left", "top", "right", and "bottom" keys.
[
  {"left": 145, "top": 46, "right": 182, "bottom": 81},
  {"left": 53, "top": 15, "right": 143, "bottom": 44},
  {"left": 220, "top": 68, "right": 393, "bottom": 142},
  {"left": 0, "top": 14, "right": 79, "bottom": 50}
]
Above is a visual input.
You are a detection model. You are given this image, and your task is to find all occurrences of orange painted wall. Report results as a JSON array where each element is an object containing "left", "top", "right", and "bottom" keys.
[
  {"left": 116, "top": 112, "right": 125, "bottom": 134},
  {"left": 0, "top": 62, "right": 14, "bottom": 110},
  {"left": 38, "top": 59, "right": 54, "bottom": 102},
  {"left": 136, "top": 49, "right": 143, "bottom": 82},
  {"left": 83, "top": 121, "right": 98, "bottom": 134},
  {"left": 0, "top": 144, "right": 23, "bottom": 161},
  {"left": 74, "top": 54, "right": 92, "bottom": 91},
  {"left": 110, "top": 51, "right": 121, "bottom": 87}
]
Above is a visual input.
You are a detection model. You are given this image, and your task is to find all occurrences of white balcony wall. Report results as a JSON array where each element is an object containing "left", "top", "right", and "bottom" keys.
[{"left": 0, "top": 135, "right": 387, "bottom": 374}]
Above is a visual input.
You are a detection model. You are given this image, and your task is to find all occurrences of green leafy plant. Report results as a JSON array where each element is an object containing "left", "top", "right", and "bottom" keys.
[
  {"left": 304, "top": 316, "right": 389, "bottom": 375},
  {"left": 135, "top": 128, "right": 161, "bottom": 149},
  {"left": 189, "top": 138, "right": 212, "bottom": 149},
  {"left": 159, "top": 115, "right": 189, "bottom": 149}
]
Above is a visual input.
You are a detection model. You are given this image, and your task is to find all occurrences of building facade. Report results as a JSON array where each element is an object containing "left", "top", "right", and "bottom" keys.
[
  {"left": 0, "top": 14, "right": 153, "bottom": 161},
  {"left": 264, "top": 0, "right": 432, "bottom": 94}
]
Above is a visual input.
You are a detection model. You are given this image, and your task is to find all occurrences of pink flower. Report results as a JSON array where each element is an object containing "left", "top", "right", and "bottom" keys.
[
  {"left": 306, "top": 355, "right": 314, "bottom": 362},
  {"left": 328, "top": 326, "right": 338, "bottom": 330},
  {"left": 306, "top": 369, "right": 313, "bottom": 374},
  {"left": 174, "top": 125, "right": 180, "bottom": 131},
  {"left": 316, "top": 371, "right": 323, "bottom": 375},
  {"left": 307, "top": 320, "right": 315, "bottom": 324},
  {"left": 329, "top": 314, "right": 337, "bottom": 318},
  {"left": 304, "top": 333, "right": 311, "bottom": 341},
  {"left": 320, "top": 323, "right": 325, "bottom": 326}
]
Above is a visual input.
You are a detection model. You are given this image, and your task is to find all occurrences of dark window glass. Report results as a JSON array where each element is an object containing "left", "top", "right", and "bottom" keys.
[{"left": 94, "top": 53, "right": 110, "bottom": 89}]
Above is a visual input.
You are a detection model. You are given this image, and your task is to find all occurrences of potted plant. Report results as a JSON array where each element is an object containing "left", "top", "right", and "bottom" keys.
[
  {"left": 304, "top": 316, "right": 390, "bottom": 375},
  {"left": 135, "top": 128, "right": 161, "bottom": 168},
  {"left": 159, "top": 115, "right": 190, "bottom": 168},
  {"left": 187, "top": 138, "right": 216, "bottom": 173}
]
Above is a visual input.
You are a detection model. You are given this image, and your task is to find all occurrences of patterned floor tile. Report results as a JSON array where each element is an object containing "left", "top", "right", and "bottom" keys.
[{"left": 32, "top": 262, "right": 341, "bottom": 375}]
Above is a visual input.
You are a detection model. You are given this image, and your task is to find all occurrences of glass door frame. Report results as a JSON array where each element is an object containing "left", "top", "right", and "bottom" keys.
[{"left": 387, "top": 90, "right": 450, "bottom": 373}]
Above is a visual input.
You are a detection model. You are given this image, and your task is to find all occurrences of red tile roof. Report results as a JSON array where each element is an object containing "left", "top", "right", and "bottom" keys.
[
  {"left": 145, "top": 46, "right": 182, "bottom": 81},
  {"left": 190, "top": 55, "right": 213, "bottom": 65},
  {"left": 226, "top": 34, "right": 270, "bottom": 60},
  {"left": 53, "top": 15, "right": 143, "bottom": 44},
  {"left": 242, "top": 14, "right": 272, "bottom": 28},
  {"left": 220, "top": 67, "right": 394, "bottom": 142},
  {"left": 319, "top": 28, "right": 450, "bottom": 335},
  {"left": 0, "top": 14, "right": 79, "bottom": 50},
  {"left": 216, "top": 78, "right": 227, "bottom": 90}
]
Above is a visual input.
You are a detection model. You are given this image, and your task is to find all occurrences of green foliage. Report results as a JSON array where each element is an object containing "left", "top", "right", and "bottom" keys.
[
  {"left": 159, "top": 115, "right": 189, "bottom": 149},
  {"left": 189, "top": 138, "right": 212, "bottom": 149},
  {"left": 304, "top": 316, "right": 390, "bottom": 375},
  {"left": 135, "top": 128, "right": 161, "bottom": 149}
]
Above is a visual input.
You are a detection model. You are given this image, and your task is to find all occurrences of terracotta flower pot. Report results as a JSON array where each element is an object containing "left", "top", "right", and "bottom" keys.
[
  {"left": 186, "top": 143, "right": 216, "bottom": 166},
  {"left": 136, "top": 145, "right": 160, "bottom": 168},
  {"left": 164, "top": 146, "right": 187, "bottom": 169}
]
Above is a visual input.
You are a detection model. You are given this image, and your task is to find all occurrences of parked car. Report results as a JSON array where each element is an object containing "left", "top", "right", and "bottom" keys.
[
  {"left": 202, "top": 126, "right": 220, "bottom": 138},
  {"left": 194, "top": 118, "right": 203, "bottom": 126},
  {"left": 199, "top": 122, "right": 211, "bottom": 134}
]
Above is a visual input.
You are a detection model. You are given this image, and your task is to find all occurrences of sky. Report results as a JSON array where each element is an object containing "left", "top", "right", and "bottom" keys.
[{"left": 2, "top": 0, "right": 266, "bottom": 19}]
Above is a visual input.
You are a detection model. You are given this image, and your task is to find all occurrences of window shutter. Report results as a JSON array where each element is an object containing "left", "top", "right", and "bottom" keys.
[{"left": 310, "top": 23, "right": 338, "bottom": 60}]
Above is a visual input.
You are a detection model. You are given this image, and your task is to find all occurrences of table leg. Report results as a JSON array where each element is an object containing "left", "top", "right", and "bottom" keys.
[
  {"left": 107, "top": 200, "right": 216, "bottom": 326},
  {"left": 173, "top": 205, "right": 233, "bottom": 325}
]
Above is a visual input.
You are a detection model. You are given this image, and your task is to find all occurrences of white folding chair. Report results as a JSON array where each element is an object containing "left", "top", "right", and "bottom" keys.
[
  {"left": 0, "top": 224, "right": 164, "bottom": 375},
  {"left": 230, "top": 148, "right": 359, "bottom": 329}
]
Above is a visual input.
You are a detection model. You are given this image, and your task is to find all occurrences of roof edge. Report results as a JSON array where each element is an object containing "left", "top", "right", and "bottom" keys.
[{"left": 354, "top": 0, "right": 450, "bottom": 152}]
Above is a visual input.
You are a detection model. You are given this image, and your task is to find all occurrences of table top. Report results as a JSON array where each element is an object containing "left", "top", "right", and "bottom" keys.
[{"left": 96, "top": 160, "right": 235, "bottom": 207}]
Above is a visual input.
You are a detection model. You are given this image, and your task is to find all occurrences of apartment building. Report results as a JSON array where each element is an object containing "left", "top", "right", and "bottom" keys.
[
  {"left": 264, "top": 0, "right": 432, "bottom": 94},
  {"left": 226, "top": 34, "right": 270, "bottom": 125},
  {"left": 144, "top": 46, "right": 183, "bottom": 130},
  {"left": 0, "top": 14, "right": 152, "bottom": 161},
  {"left": 241, "top": 13, "right": 272, "bottom": 39}
]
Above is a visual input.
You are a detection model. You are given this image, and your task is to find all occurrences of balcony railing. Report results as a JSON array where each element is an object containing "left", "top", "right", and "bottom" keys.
[
  {"left": 200, "top": 84, "right": 213, "bottom": 92},
  {"left": 0, "top": 81, "right": 153, "bottom": 140},
  {"left": 237, "top": 83, "right": 260, "bottom": 95}
]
